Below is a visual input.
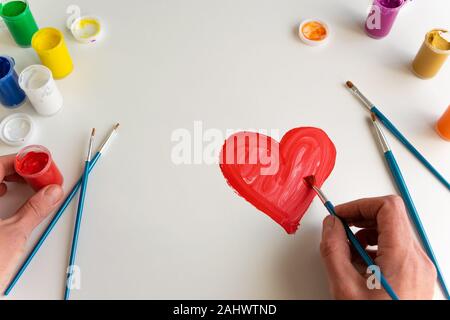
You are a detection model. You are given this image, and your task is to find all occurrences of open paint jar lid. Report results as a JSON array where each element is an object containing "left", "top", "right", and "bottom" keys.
[
  {"left": 299, "top": 19, "right": 330, "bottom": 46},
  {"left": 70, "top": 16, "right": 102, "bottom": 43},
  {"left": 0, "top": 113, "right": 35, "bottom": 146}
]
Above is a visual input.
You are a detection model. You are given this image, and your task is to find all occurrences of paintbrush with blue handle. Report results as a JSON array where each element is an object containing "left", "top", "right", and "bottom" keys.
[
  {"left": 64, "top": 128, "right": 96, "bottom": 300},
  {"left": 371, "top": 113, "right": 449, "bottom": 299},
  {"left": 304, "top": 175, "right": 399, "bottom": 300},
  {"left": 346, "top": 81, "right": 450, "bottom": 191}
]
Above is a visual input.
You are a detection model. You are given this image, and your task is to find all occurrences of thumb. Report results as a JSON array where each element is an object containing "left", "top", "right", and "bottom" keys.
[
  {"left": 15, "top": 185, "right": 64, "bottom": 236},
  {"left": 320, "top": 216, "right": 364, "bottom": 299}
]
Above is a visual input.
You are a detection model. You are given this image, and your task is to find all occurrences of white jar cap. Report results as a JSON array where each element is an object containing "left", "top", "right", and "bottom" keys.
[
  {"left": 0, "top": 113, "right": 35, "bottom": 146},
  {"left": 70, "top": 16, "right": 103, "bottom": 44}
]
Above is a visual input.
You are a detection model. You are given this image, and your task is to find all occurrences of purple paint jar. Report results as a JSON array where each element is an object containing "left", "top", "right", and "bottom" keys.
[{"left": 365, "top": 0, "right": 405, "bottom": 39}]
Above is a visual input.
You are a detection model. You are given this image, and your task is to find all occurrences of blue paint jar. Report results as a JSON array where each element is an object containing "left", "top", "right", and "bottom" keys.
[{"left": 0, "top": 55, "right": 26, "bottom": 108}]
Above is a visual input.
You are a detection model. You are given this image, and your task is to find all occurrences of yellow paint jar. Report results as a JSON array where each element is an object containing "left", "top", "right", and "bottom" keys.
[
  {"left": 32, "top": 28, "right": 73, "bottom": 79},
  {"left": 412, "top": 29, "right": 450, "bottom": 79}
]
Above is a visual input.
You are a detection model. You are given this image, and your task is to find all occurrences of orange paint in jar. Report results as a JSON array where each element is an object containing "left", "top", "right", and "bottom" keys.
[
  {"left": 15, "top": 145, "right": 64, "bottom": 191},
  {"left": 302, "top": 21, "right": 327, "bottom": 41},
  {"left": 436, "top": 106, "right": 450, "bottom": 141}
]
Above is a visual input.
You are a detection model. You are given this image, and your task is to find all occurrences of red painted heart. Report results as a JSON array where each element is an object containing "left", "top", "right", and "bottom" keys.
[{"left": 220, "top": 127, "right": 336, "bottom": 234}]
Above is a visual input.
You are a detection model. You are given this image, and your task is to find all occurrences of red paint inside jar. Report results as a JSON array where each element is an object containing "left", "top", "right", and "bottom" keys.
[
  {"left": 15, "top": 149, "right": 64, "bottom": 191},
  {"left": 19, "top": 152, "right": 49, "bottom": 175}
]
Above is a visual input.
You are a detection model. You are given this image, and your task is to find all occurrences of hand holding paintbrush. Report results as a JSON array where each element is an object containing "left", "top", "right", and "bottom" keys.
[
  {"left": 318, "top": 195, "right": 437, "bottom": 300},
  {"left": 304, "top": 176, "right": 399, "bottom": 300}
]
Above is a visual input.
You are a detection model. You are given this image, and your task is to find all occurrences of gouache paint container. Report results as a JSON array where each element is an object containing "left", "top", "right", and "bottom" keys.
[
  {"left": 412, "top": 29, "right": 450, "bottom": 79},
  {"left": 0, "top": 0, "right": 39, "bottom": 47},
  {"left": 15, "top": 145, "right": 64, "bottom": 191},
  {"left": 436, "top": 105, "right": 450, "bottom": 141},
  {"left": 19, "top": 65, "right": 63, "bottom": 116},
  {"left": 365, "top": 0, "right": 405, "bottom": 39},
  {"left": 299, "top": 19, "right": 329, "bottom": 46},
  {"left": 0, "top": 55, "right": 26, "bottom": 108},
  {"left": 32, "top": 28, "right": 74, "bottom": 79}
]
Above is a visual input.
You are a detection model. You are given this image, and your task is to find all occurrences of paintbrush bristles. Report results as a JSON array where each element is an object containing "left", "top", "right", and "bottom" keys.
[
  {"left": 346, "top": 81, "right": 354, "bottom": 89},
  {"left": 303, "top": 175, "right": 316, "bottom": 189},
  {"left": 304, "top": 175, "right": 329, "bottom": 203},
  {"left": 371, "top": 112, "right": 377, "bottom": 122},
  {"left": 91, "top": 128, "right": 96, "bottom": 137},
  {"left": 114, "top": 123, "right": 120, "bottom": 130}
]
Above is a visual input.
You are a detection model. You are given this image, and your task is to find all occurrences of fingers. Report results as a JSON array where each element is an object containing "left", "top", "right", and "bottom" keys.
[
  {"left": 336, "top": 196, "right": 413, "bottom": 257},
  {"left": 320, "top": 216, "right": 365, "bottom": 299},
  {"left": 0, "top": 183, "right": 7, "bottom": 197},
  {"left": 351, "top": 229, "right": 379, "bottom": 273},
  {"left": 335, "top": 197, "right": 388, "bottom": 227},
  {"left": 4, "top": 173, "right": 25, "bottom": 183},
  {"left": 0, "top": 174, "right": 26, "bottom": 198},
  {"left": 13, "top": 185, "right": 64, "bottom": 236},
  {"left": 355, "top": 229, "right": 379, "bottom": 248},
  {"left": 374, "top": 196, "right": 414, "bottom": 254},
  {"left": 0, "top": 155, "right": 17, "bottom": 181},
  {"left": 0, "top": 156, "right": 24, "bottom": 198}
]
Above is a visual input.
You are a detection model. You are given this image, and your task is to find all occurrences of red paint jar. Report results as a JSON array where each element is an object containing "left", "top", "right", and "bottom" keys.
[{"left": 15, "top": 145, "right": 64, "bottom": 191}]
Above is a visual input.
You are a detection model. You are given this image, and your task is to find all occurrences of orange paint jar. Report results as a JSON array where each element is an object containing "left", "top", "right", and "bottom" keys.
[
  {"left": 299, "top": 19, "right": 329, "bottom": 46},
  {"left": 436, "top": 106, "right": 450, "bottom": 141}
]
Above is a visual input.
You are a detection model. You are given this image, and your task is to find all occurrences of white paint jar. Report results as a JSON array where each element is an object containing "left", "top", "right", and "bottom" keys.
[{"left": 19, "top": 65, "right": 63, "bottom": 116}]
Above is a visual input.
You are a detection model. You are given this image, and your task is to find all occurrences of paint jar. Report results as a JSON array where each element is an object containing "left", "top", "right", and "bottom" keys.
[
  {"left": 19, "top": 65, "right": 63, "bottom": 116},
  {"left": 298, "top": 19, "right": 329, "bottom": 46},
  {"left": 365, "top": 0, "right": 405, "bottom": 39},
  {"left": 436, "top": 106, "right": 450, "bottom": 141},
  {"left": 15, "top": 145, "right": 64, "bottom": 191},
  {"left": 0, "top": 55, "right": 26, "bottom": 108},
  {"left": 32, "top": 28, "right": 74, "bottom": 79},
  {"left": 412, "top": 29, "right": 450, "bottom": 79},
  {"left": 0, "top": 0, "right": 39, "bottom": 47}
]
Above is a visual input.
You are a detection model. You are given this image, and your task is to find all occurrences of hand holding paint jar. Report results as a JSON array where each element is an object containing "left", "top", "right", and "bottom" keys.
[
  {"left": 365, "top": 0, "right": 406, "bottom": 39},
  {"left": 15, "top": 145, "right": 64, "bottom": 191}
]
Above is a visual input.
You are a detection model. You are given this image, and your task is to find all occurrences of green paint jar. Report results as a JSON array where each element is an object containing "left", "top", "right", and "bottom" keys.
[{"left": 0, "top": 0, "right": 39, "bottom": 47}]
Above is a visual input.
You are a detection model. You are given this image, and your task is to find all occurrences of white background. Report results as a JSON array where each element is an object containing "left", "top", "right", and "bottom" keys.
[{"left": 0, "top": 0, "right": 449, "bottom": 300}]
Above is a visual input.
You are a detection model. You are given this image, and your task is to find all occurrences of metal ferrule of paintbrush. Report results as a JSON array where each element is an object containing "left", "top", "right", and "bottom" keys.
[
  {"left": 87, "top": 129, "right": 96, "bottom": 161},
  {"left": 311, "top": 185, "right": 329, "bottom": 204},
  {"left": 346, "top": 81, "right": 375, "bottom": 111},
  {"left": 99, "top": 123, "right": 120, "bottom": 155},
  {"left": 371, "top": 113, "right": 391, "bottom": 153}
]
